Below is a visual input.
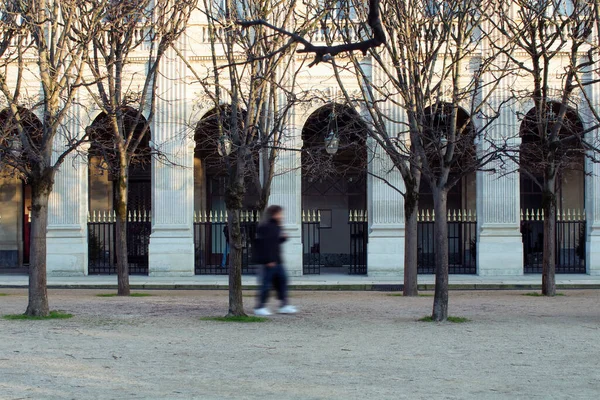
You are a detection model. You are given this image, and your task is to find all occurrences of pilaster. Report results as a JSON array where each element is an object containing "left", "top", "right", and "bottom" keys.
[
  {"left": 584, "top": 68, "right": 600, "bottom": 275},
  {"left": 148, "top": 39, "right": 195, "bottom": 276},
  {"left": 270, "top": 123, "right": 302, "bottom": 277},
  {"left": 476, "top": 72, "right": 523, "bottom": 276},
  {"left": 47, "top": 109, "right": 88, "bottom": 276}
]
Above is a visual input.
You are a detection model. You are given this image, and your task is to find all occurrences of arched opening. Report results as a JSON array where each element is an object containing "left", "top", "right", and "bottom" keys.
[
  {"left": 301, "top": 103, "right": 368, "bottom": 275},
  {"left": 193, "top": 105, "right": 256, "bottom": 274},
  {"left": 87, "top": 108, "right": 152, "bottom": 275},
  {"left": 0, "top": 108, "right": 43, "bottom": 270},
  {"left": 417, "top": 103, "right": 477, "bottom": 274},
  {"left": 87, "top": 108, "right": 152, "bottom": 213},
  {"left": 519, "top": 102, "right": 585, "bottom": 273}
]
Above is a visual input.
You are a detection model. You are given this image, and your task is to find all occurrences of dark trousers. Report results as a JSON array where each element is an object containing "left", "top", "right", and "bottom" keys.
[{"left": 256, "top": 264, "right": 288, "bottom": 309}]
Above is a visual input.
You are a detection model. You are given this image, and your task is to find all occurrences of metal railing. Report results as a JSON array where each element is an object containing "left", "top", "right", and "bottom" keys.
[
  {"left": 193, "top": 210, "right": 258, "bottom": 275},
  {"left": 521, "top": 209, "right": 586, "bottom": 274},
  {"left": 87, "top": 210, "right": 150, "bottom": 275},
  {"left": 417, "top": 209, "right": 477, "bottom": 274},
  {"left": 349, "top": 210, "right": 368, "bottom": 275},
  {"left": 302, "top": 210, "right": 321, "bottom": 275}
]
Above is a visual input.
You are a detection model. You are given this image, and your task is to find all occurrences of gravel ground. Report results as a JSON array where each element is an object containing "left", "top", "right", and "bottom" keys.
[{"left": 0, "top": 288, "right": 599, "bottom": 400}]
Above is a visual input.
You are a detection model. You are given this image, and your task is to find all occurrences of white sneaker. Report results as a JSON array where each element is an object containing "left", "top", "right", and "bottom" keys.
[
  {"left": 278, "top": 305, "right": 298, "bottom": 314},
  {"left": 253, "top": 307, "right": 272, "bottom": 316}
]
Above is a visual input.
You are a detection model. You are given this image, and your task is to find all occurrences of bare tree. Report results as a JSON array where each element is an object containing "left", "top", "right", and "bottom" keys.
[
  {"left": 81, "top": 0, "right": 197, "bottom": 296},
  {"left": 182, "top": 0, "right": 315, "bottom": 316},
  {"left": 0, "top": 1, "right": 103, "bottom": 316},
  {"left": 318, "top": 0, "right": 512, "bottom": 319},
  {"left": 491, "top": 0, "right": 597, "bottom": 296}
]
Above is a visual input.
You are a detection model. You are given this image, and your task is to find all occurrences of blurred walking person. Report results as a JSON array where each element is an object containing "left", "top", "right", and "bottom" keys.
[{"left": 253, "top": 205, "right": 297, "bottom": 316}]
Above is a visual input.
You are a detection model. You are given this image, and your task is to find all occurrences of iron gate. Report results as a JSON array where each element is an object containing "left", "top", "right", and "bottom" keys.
[
  {"left": 521, "top": 209, "right": 586, "bottom": 273},
  {"left": 302, "top": 210, "right": 321, "bottom": 274},
  {"left": 194, "top": 210, "right": 258, "bottom": 275},
  {"left": 88, "top": 210, "right": 150, "bottom": 275},
  {"left": 349, "top": 210, "right": 368, "bottom": 275},
  {"left": 417, "top": 209, "right": 477, "bottom": 274}
]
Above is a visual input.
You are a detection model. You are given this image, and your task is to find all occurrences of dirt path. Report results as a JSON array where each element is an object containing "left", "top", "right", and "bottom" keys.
[{"left": 1, "top": 289, "right": 599, "bottom": 399}]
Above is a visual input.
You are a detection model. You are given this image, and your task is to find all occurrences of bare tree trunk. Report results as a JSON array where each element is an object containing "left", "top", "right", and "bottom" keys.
[
  {"left": 115, "top": 158, "right": 130, "bottom": 296},
  {"left": 542, "top": 175, "right": 556, "bottom": 296},
  {"left": 25, "top": 178, "right": 52, "bottom": 317},
  {"left": 226, "top": 160, "right": 246, "bottom": 317},
  {"left": 403, "top": 177, "right": 420, "bottom": 296},
  {"left": 432, "top": 187, "right": 449, "bottom": 321}
]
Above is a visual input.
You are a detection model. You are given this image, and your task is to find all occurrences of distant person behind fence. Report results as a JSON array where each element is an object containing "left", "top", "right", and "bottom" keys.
[{"left": 253, "top": 205, "right": 297, "bottom": 316}]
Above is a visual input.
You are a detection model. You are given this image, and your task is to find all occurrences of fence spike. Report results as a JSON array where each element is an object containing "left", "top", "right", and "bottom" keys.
[
  {"left": 583, "top": 209, "right": 586, "bottom": 221},
  {"left": 577, "top": 209, "right": 582, "bottom": 221},
  {"left": 432, "top": 210, "right": 435, "bottom": 222},
  {"left": 425, "top": 209, "right": 430, "bottom": 222},
  {"left": 302, "top": 210, "right": 306, "bottom": 223},
  {"left": 317, "top": 210, "right": 321, "bottom": 223},
  {"left": 112, "top": 210, "right": 116, "bottom": 223}
]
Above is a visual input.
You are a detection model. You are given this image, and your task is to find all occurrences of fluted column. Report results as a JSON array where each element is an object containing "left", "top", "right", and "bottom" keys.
[
  {"left": 584, "top": 67, "right": 600, "bottom": 275},
  {"left": 270, "top": 54, "right": 302, "bottom": 276},
  {"left": 47, "top": 105, "right": 89, "bottom": 276},
  {"left": 476, "top": 75, "right": 523, "bottom": 276},
  {"left": 364, "top": 56, "right": 404, "bottom": 277},
  {"left": 148, "top": 37, "right": 195, "bottom": 276}
]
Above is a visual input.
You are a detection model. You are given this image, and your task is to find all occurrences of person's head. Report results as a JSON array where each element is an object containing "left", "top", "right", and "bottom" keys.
[{"left": 264, "top": 205, "right": 284, "bottom": 224}]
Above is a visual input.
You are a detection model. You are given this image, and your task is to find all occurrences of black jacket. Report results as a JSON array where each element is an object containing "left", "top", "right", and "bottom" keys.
[{"left": 253, "top": 218, "right": 286, "bottom": 265}]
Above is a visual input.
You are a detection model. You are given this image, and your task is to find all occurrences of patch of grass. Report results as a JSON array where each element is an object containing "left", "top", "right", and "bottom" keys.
[
  {"left": 0, "top": 293, "right": 8, "bottom": 296},
  {"left": 200, "top": 315, "right": 268, "bottom": 323},
  {"left": 3, "top": 311, "right": 73, "bottom": 320},
  {"left": 387, "top": 293, "right": 403, "bottom": 297},
  {"left": 96, "top": 293, "right": 153, "bottom": 297},
  {"left": 523, "top": 292, "right": 565, "bottom": 297},
  {"left": 419, "top": 315, "right": 470, "bottom": 323},
  {"left": 387, "top": 293, "right": 433, "bottom": 297},
  {"left": 129, "top": 293, "right": 153, "bottom": 297}
]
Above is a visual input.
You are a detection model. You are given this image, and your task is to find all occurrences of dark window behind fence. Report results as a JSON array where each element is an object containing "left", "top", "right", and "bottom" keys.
[
  {"left": 88, "top": 210, "right": 150, "bottom": 275},
  {"left": 417, "top": 209, "right": 477, "bottom": 274},
  {"left": 302, "top": 210, "right": 321, "bottom": 275},
  {"left": 521, "top": 209, "right": 586, "bottom": 273},
  {"left": 194, "top": 210, "right": 258, "bottom": 275}
]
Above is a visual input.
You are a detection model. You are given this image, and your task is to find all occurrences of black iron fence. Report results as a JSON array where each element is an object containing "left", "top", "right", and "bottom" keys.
[
  {"left": 193, "top": 210, "right": 258, "bottom": 275},
  {"left": 521, "top": 209, "right": 586, "bottom": 274},
  {"left": 349, "top": 210, "right": 368, "bottom": 275},
  {"left": 417, "top": 209, "right": 477, "bottom": 274},
  {"left": 88, "top": 210, "right": 150, "bottom": 275},
  {"left": 302, "top": 210, "right": 321, "bottom": 274}
]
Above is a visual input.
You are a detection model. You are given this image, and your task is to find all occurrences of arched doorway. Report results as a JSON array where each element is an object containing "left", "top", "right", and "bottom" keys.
[
  {"left": 301, "top": 103, "right": 368, "bottom": 275},
  {"left": 193, "top": 105, "right": 257, "bottom": 274},
  {"left": 417, "top": 103, "right": 477, "bottom": 274},
  {"left": 87, "top": 108, "right": 152, "bottom": 274},
  {"left": 519, "top": 102, "right": 585, "bottom": 273},
  {"left": 0, "top": 108, "right": 42, "bottom": 271}
]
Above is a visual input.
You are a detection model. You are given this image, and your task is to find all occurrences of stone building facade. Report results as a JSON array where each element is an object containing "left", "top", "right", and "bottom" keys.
[{"left": 1, "top": 2, "right": 599, "bottom": 277}]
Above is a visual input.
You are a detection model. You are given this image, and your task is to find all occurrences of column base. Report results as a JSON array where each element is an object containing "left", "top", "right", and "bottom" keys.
[
  {"left": 367, "top": 224, "right": 404, "bottom": 278},
  {"left": 477, "top": 226, "right": 524, "bottom": 276},
  {"left": 282, "top": 227, "right": 302, "bottom": 277},
  {"left": 47, "top": 226, "right": 88, "bottom": 276},
  {"left": 586, "top": 230, "right": 600, "bottom": 275},
  {"left": 148, "top": 229, "right": 194, "bottom": 276}
]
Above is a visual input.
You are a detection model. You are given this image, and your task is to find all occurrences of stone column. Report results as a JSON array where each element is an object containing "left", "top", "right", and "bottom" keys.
[
  {"left": 270, "top": 121, "right": 303, "bottom": 277},
  {"left": 584, "top": 70, "right": 600, "bottom": 275},
  {"left": 148, "top": 40, "right": 195, "bottom": 276},
  {"left": 476, "top": 82, "right": 523, "bottom": 276},
  {"left": 47, "top": 108, "right": 89, "bottom": 276},
  {"left": 362, "top": 56, "right": 404, "bottom": 277},
  {"left": 367, "top": 143, "right": 405, "bottom": 277}
]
